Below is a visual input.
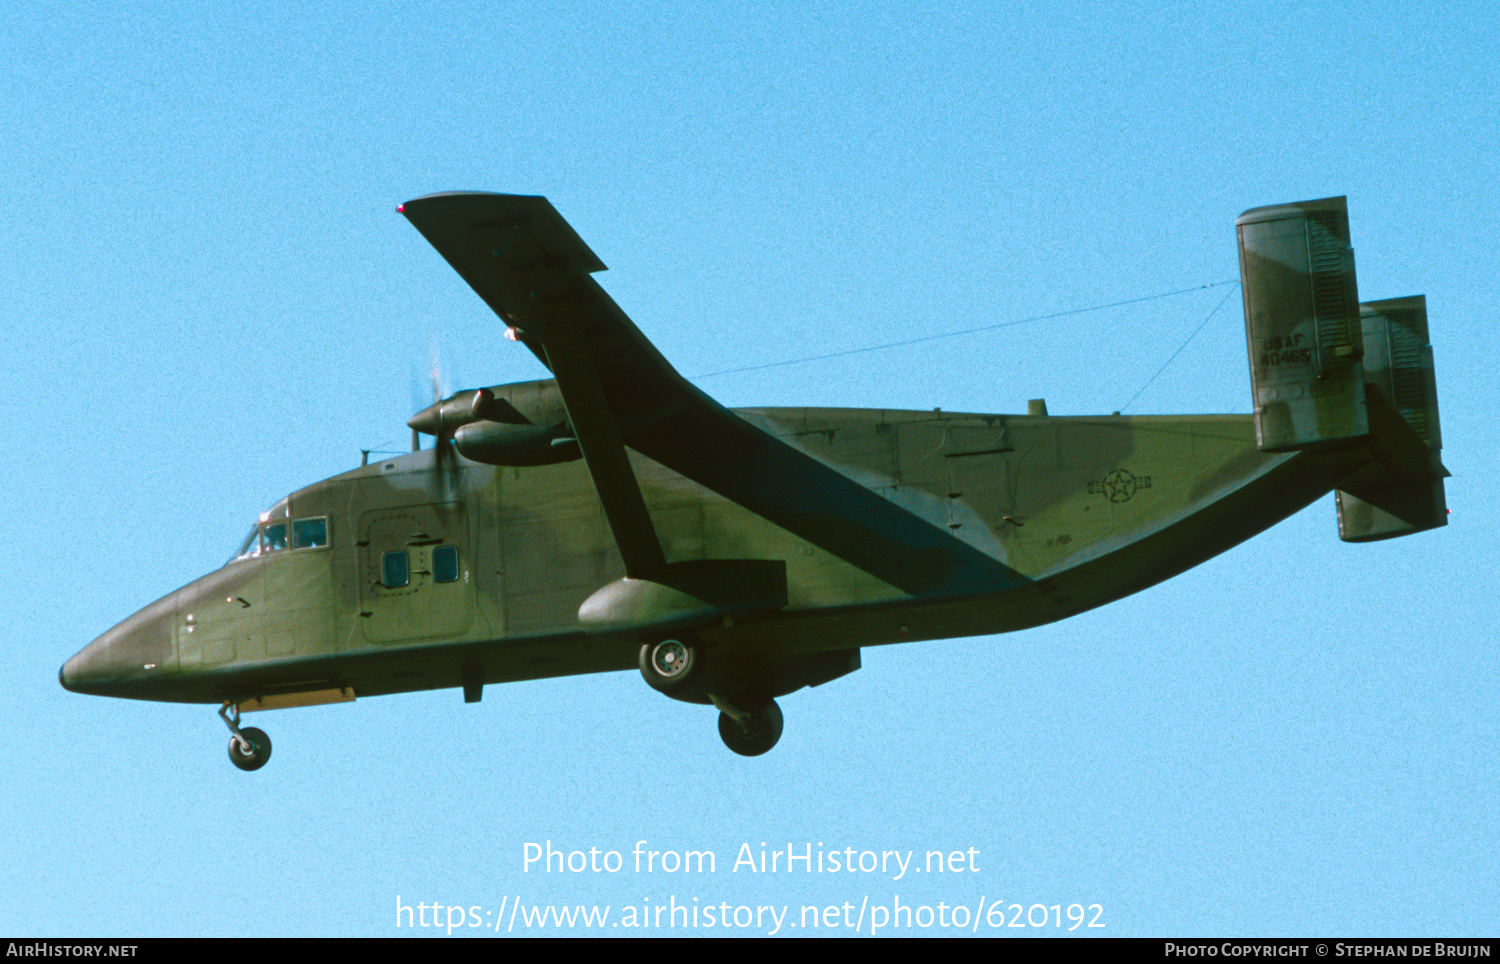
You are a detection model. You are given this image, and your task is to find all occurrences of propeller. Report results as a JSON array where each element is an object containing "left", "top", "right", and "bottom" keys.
[{"left": 401, "top": 341, "right": 466, "bottom": 497}]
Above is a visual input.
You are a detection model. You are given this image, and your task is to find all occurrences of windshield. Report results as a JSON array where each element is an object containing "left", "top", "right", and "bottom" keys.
[
  {"left": 231, "top": 526, "right": 261, "bottom": 563},
  {"left": 228, "top": 514, "right": 330, "bottom": 565}
]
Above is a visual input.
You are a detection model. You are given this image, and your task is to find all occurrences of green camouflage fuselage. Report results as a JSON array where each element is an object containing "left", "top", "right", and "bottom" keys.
[{"left": 63, "top": 402, "right": 1351, "bottom": 706}]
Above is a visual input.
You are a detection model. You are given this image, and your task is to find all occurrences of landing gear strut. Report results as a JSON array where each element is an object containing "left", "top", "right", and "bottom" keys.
[
  {"left": 218, "top": 703, "right": 272, "bottom": 772},
  {"left": 637, "top": 640, "right": 787, "bottom": 755},
  {"left": 714, "top": 697, "right": 783, "bottom": 757}
]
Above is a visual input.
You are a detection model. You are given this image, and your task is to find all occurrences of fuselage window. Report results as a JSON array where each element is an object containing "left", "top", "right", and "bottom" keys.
[
  {"left": 265, "top": 522, "right": 289, "bottom": 553},
  {"left": 432, "top": 545, "right": 460, "bottom": 584},
  {"left": 293, "top": 517, "right": 328, "bottom": 550},
  {"left": 381, "top": 551, "right": 410, "bottom": 589}
]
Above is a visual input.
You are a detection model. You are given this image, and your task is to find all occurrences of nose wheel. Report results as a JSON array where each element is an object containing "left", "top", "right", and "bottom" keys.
[{"left": 218, "top": 703, "right": 273, "bottom": 772}]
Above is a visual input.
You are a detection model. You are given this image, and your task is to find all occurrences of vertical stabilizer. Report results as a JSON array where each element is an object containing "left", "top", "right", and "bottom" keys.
[
  {"left": 1335, "top": 296, "right": 1447, "bottom": 542},
  {"left": 1237, "top": 196, "right": 1368, "bottom": 452}
]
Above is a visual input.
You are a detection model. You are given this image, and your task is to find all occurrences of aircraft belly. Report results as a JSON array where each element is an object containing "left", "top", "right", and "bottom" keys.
[{"left": 342, "top": 635, "right": 638, "bottom": 698}]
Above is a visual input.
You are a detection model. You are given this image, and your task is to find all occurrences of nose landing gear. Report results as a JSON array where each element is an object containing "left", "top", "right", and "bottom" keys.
[{"left": 218, "top": 703, "right": 272, "bottom": 772}]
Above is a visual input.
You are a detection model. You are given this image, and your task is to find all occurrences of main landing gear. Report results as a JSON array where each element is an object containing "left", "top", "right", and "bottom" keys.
[
  {"left": 638, "top": 637, "right": 700, "bottom": 694},
  {"left": 218, "top": 703, "right": 272, "bottom": 772},
  {"left": 714, "top": 697, "right": 783, "bottom": 757},
  {"left": 639, "top": 637, "right": 785, "bottom": 756}
]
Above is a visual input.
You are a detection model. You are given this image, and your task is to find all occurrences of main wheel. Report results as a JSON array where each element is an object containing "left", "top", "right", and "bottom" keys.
[
  {"left": 717, "top": 699, "right": 783, "bottom": 757},
  {"left": 639, "top": 637, "right": 700, "bottom": 693},
  {"left": 228, "top": 726, "right": 272, "bottom": 772}
]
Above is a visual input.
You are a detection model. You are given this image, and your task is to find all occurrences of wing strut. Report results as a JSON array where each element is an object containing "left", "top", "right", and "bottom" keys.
[{"left": 537, "top": 319, "right": 666, "bottom": 577}]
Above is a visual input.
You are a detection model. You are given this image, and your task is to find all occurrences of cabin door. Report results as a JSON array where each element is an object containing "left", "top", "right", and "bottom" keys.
[{"left": 358, "top": 503, "right": 475, "bottom": 644}]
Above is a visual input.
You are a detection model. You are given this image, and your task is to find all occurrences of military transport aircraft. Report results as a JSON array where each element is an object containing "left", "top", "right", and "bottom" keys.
[{"left": 60, "top": 193, "right": 1447, "bottom": 768}]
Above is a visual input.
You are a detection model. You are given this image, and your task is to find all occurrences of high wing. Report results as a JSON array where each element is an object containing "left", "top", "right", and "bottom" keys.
[{"left": 399, "top": 192, "right": 1025, "bottom": 598}]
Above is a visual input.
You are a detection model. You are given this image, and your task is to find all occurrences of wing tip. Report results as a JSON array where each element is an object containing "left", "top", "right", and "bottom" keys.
[{"left": 399, "top": 190, "right": 545, "bottom": 214}]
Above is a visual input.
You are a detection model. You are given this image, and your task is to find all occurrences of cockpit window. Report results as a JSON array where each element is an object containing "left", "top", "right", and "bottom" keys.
[
  {"left": 230, "top": 514, "right": 331, "bottom": 564},
  {"left": 232, "top": 526, "right": 261, "bottom": 562},
  {"left": 293, "top": 517, "right": 328, "bottom": 550}
]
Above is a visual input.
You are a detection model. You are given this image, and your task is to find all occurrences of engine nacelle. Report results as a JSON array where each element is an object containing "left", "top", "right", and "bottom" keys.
[
  {"left": 408, "top": 378, "right": 581, "bottom": 464},
  {"left": 454, "top": 419, "right": 581, "bottom": 466}
]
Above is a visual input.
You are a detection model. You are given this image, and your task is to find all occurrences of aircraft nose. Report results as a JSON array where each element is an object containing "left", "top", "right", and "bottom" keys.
[
  {"left": 59, "top": 637, "right": 125, "bottom": 694},
  {"left": 61, "top": 602, "right": 175, "bottom": 696}
]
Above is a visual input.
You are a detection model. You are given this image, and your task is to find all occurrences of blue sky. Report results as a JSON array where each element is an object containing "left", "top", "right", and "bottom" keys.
[{"left": 5, "top": 1, "right": 1497, "bottom": 937}]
